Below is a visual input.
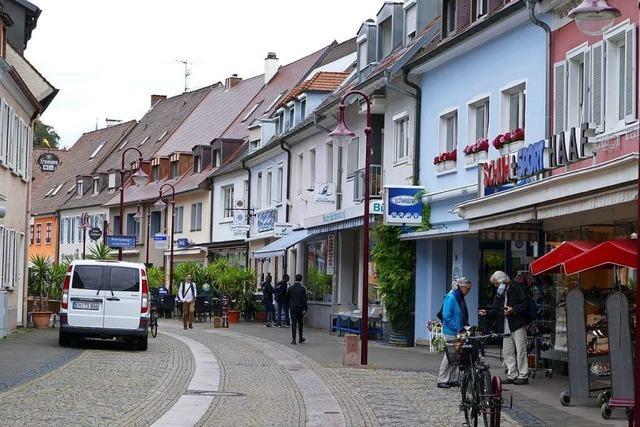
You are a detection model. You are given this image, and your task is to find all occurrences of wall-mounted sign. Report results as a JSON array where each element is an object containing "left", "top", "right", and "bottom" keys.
[
  {"left": 384, "top": 186, "right": 424, "bottom": 225},
  {"left": 370, "top": 200, "right": 384, "bottom": 215},
  {"left": 88, "top": 227, "right": 102, "bottom": 241},
  {"left": 106, "top": 235, "right": 136, "bottom": 249},
  {"left": 274, "top": 222, "right": 294, "bottom": 237},
  {"left": 177, "top": 238, "right": 190, "bottom": 248},
  {"left": 326, "top": 234, "right": 336, "bottom": 275},
  {"left": 154, "top": 233, "right": 168, "bottom": 249},
  {"left": 314, "top": 182, "right": 336, "bottom": 203},
  {"left": 256, "top": 208, "right": 277, "bottom": 233},
  {"left": 232, "top": 205, "right": 246, "bottom": 226},
  {"left": 37, "top": 152, "right": 60, "bottom": 172}
]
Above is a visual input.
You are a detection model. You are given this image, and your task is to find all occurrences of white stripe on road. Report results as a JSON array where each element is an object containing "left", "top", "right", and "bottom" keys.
[
  {"left": 208, "top": 329, "right": 345, "bottom": 427},
  {"left": 152, "top": 331, "right": 221, "bottom": 427}
]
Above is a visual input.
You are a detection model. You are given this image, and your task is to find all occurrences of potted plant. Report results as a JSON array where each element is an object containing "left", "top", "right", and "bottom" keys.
[
  {"left": 88, "top": 242, "right": 114, "bottom": 260},
  {"left": 28, "top": 255, "right": 54, "bottom": 328},
  {"left": 433, "top": 149, "right": 457, "bottom": 173},
  {"left": 463, "top": 138, "right": 489, "bottom": 165},
  {"left": 254, "top": 302, "right": 265, "bottom": 323},
  {"left": 492, "top": 128, "right": 525, "bottom": 156},
  {"left": 208, "top": 259, "right": 256, "bottom": 323}
]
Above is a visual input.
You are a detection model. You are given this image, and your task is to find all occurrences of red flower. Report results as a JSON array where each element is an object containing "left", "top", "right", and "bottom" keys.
[
  {"left": 513, "top": 128, "right": 525, "bottom": 141},
  {"left": 492, "top": 134, "right": 504, "bottom": 149}
]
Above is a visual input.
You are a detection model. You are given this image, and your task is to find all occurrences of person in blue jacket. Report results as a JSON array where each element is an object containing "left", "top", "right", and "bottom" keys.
[{"left": 437, "top": 277, "right": 472, "bottom": 388}]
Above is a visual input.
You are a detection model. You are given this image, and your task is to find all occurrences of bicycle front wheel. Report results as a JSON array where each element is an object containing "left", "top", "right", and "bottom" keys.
[
  {"left": 478, "top": 370, "right": 493, "bottom": 427},
  {"left": 460, "top": 371, "right": 472, "bottom": 426},
  {"left": 151, "top": 320, "right": 158, "bottom": 338}
]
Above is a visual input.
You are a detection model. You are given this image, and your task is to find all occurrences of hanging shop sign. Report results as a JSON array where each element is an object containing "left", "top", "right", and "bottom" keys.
[
  {"left": 383, "top": 186, "right": 425, "bottom": 225},
  {"left": 274, "top": 222, "right": 295, "bottom": 237},
  {"left": 484, "top": 124, "right": 592, "bottom": 189},
  {"left": 154, "top": 233, "right": 168, "bottom": 249},
  {"left": 326, "top": 234, "right": 336, "bottom": 275},
  {"left": 314, "top": 182, "right": 336, "bottom": 203},
  {"left": 88, "top": 227, "right": 102, "bottom": 241},
  {"left": 177, "top": 238, "right": 190, "bottom": 248},
  {"left": 256, "top": 208, "right": 277, "bottom": 233},
  {"left": 37, "top": 152, "right": 60, "bottom": 172}
]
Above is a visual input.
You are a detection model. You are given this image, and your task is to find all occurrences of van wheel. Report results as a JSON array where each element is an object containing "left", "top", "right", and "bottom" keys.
[
  {"left": 59, "top": 330, "right": 71, "bottom": 347},
  {"left": 137, "top": 335, "right": 148, "bottom": 351}
]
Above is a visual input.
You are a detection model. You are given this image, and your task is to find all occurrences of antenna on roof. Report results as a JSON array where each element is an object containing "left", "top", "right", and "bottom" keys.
[{"left": 177, "top": 59, "right": 192, "bottom": 93}]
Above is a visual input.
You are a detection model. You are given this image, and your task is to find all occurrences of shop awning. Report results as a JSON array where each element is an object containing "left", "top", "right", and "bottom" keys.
[
  {"left": 530, "top": 241, "right": 598, "bottom": 275},
  {"left": 253, "top": 230, "right": 309, "bottom": 259},
  {"left": 563, "top": 239, "right": 638, "bottom": 275}
]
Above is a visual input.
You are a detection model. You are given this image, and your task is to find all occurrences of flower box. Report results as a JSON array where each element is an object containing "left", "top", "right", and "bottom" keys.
[
  {"left": 498, "top": 140, "right": 525, "bottom": 156},
  {"left": 492, "top": 128, "right": 525, "bottom": 155},
  {"left": 434, "top": 149, "right": 457, "bottom": 173},
  {"left": 465, "top": 150, "right": 488, "bottom": 166},
  {"left": 436, "top": 159, "right": 456, "bottom": 173}
]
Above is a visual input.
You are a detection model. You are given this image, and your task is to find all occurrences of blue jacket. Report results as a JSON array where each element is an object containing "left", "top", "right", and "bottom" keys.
[{"left": 442, "top": 289, "right": 467, "bottom": 336}]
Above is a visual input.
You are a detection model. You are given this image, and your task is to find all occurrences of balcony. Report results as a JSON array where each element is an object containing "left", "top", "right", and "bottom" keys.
[{"left": 353, "top": 165, "right": 382, "bottom": 202}]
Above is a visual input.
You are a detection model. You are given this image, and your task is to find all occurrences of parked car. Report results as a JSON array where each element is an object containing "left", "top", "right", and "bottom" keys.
[{"left": 58, "top": 260, "right": 150, "bottom": 350}]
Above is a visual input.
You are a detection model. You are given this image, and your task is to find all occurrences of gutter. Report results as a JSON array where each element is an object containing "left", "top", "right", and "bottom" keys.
[
  {"left": 279, "top": 139, "right": 291, "bottom": 222},
  {"left": 527, "top": 0, "right": 552, "bottom": 141},
  {"left": 401, "top": 69, "right": 421, "bottom": 186},
  {"left": 208, "top": 176, "right": 214, "bottom": 243}
]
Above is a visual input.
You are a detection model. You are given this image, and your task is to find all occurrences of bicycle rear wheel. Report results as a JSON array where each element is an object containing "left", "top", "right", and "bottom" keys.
[
  {"left": 150, "top": 318, "right": 158, "bottom": 338},
  {"left": 460, "top": 372, "right": 472, "bottom": 426},
  {"left": 478, "top": 370, "right": 492, "bottom": 427}
]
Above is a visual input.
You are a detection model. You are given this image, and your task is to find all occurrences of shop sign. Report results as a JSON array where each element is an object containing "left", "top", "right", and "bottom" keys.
[
  {"left": 484, "top": 124, "right": 592, "bottom": 189},
  {"left": 314, "top": 182, "right": 336, "bottom": 203},
  {"left": 383, "top": 186, "right": 424, "bottom": 225},
  {"left": 274, "top": 222, "right": 294, "bottom": 237},
  {"left": 177, "top": 238, "right": 190, "bottom": 248},
  {"left": 37, "top": 152, "right": 60, "bottom": 172},
  {"left": 106, "top": 235, "right": 136, "bottom": 249},
  {"left": 154, "top": 233, "right": 168, "bottom": 249},
  {"left": 322, "top": 210, "right": 346, "bottom": 224},
  {"left": 256, "top": 208, "right": 277, "bottom": 233},
  {"left": 326, "top": 234, "right": 335, "bottom": 275},
  {"left": 370, "top": 200, "right": 384, "bottom": 215},
  {"left": 232, "top": 207, "right": 246, "bottom": 227},
  {"left": 88, "top": 227, "right": 102, "bottom": 241}
]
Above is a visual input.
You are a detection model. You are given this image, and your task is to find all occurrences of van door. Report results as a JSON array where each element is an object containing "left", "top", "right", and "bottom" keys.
[
  {"left": 67, "top": 265, "right": 106, "bottom": 328},
  {"left": 102, "top": 266, "right": 141, "bottom": 330}
]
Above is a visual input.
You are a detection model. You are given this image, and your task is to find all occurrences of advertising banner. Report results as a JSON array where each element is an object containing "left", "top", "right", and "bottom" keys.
[{"left": 384, "top": 186, "right": 424, "bottom": 225}]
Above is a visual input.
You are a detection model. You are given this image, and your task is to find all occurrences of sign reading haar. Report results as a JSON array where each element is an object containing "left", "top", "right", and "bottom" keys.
[{"left": 484, "top": 124, "right": 592, "bottom": 188}]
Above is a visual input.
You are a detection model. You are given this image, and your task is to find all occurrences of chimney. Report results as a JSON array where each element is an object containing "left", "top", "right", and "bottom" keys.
[
  {"left": 225, "top": 74, "right": 242, "bottom": 90},
  {"left": 264, "top": 52, "right": 279, "bottom": 84},
  {"left": 150, "top": 94, "right": 167, "bottom": 108}
]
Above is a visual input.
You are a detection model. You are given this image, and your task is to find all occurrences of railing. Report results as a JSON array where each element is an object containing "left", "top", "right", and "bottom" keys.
[{"left": 353, "top": 165, "right": 382, "bottom": 202}]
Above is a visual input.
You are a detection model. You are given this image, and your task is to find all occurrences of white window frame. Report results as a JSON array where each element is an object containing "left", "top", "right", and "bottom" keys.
[
  {"left": 603, "top": 21, "right": 637, "bottom": 132},
  {"left": 297, "top": 153, "right": 305, "bottom": 193},
  {"left": 308, "top": 148, "right": 316, "bottom": 190},
  {"left": 565, "top": 44, "right": 590, "bottom": 131},
  {"left": 175, "top": 206, "right": 184, "bottom": 233},
  {"left": 276, "top": 166, "right": 283, "bottom": 204},
  {"left": 92, "top": 177, "right": 100, "bottom": 195},
  {"left": 76, "top": 179, "right": 83, "bottom": 196},
  {"left": 346, "top": 137, "right": 359, "bottom": 180},
  {"left": 500, "top": 81, "right": 527, "bottom": 132},
  {"left": 157, "top": 131, "right": 168, "bottom": 142},
  {"left": 299, "top": 97, "right": 307, "bottom": 121},
  {"left": 467, "top": 97, "right": 490, "bottom": 145},
  {"left": 190, "top": 202, "right": 202, "bottom": 231},
  {"left": 444, "top": 0, "right": 457, "bottom": 37},
  {"left": 325, "top": 141, "right": 334, "bottom": 183},
  {"left": 392, "top": 111, "right": 410, "bottom": 164},
  {"left": 256, "top": 172, "right": 263, "bottom": 209},
  {"left": 439, "top": 108, "right": 459, "bottom": 154},
  {"left": 357, "top": 39, "right": 368, "bottom": 71},
  {"left": 266, "top": 169, "right": 273, "bottom": 206},
  {"left": 404, "top": 1, "right": 417, "bottom": 44},
  {"left": 474, "top": 0, "right": 488, "bottom": 20},
  {"left": 222, "top": 185, "right": 234, "bottom": 218}
]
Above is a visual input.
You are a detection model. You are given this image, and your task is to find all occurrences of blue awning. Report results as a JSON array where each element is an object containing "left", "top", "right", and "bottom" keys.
[{"left": 253, "top": 230, "right": 309, "bottom": 259}]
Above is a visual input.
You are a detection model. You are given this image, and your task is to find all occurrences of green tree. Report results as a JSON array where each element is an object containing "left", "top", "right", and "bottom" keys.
[{"left": 33, "top": 119, "right": 61, "bottom": 149}]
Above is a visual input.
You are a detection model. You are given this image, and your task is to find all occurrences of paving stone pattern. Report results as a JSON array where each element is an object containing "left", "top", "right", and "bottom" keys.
[{"left": 0, "top": 335, "right": 192, "bottom": 426}]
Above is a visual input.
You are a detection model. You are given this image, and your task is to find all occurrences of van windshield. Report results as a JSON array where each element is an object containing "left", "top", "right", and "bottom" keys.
[{"left": 72, "top": 265, "right": 140, "bottom": 292}]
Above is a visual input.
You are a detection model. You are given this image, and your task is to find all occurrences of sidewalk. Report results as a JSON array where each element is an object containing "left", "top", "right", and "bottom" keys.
[{"left": 228, "top": 321, "right": 626, "bottom": 426}]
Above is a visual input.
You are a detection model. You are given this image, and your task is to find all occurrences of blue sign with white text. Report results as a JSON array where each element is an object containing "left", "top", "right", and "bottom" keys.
[
  {"left": 106, "top": 235, "right": 137, "bottom": 248},
  {"left": 384, "top": 186, "right": 424, "bottom": 225}
]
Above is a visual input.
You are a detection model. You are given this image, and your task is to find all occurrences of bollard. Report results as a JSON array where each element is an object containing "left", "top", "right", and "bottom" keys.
[{"left": 343, "top": 334, "right": 359, "bottom": 366}]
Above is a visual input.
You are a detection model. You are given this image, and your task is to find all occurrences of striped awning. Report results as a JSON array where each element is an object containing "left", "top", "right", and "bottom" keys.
[
  {"left": 308, "top": 216, "right": 364, "bottom": 235},
  {"left": 253, "top": 230, "right": 309, "bottom": 259}
]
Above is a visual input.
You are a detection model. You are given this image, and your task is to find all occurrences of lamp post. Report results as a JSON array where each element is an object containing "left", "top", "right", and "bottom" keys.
[
  {"left": 80, "top": 213, "right": 91, "bottom": 260},
  {"left": 154, "top": 183, "right": 176, "bottom": 294},
  {"left": 118, "top": 147, "right": 149, "bottom": 261},
  {"left": 329, "top": 90, "right": 372, "bottom": 365}
]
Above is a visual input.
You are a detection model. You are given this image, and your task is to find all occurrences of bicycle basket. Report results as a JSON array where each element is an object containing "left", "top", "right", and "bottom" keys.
[{"left": 444, "top": 342, "right": 462, "bottom": 366}]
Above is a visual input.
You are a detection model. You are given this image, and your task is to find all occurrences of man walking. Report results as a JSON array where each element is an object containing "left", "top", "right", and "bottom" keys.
[
  {"left": 479, "top": 271, "right": 529, "bottom": 385},
  {"left": 274, "top": 274, "right": 290, "bottom": 327},
  {"left": 286, "top": 274, "right": 307, "bottom": 345},
  {"left": 177, "top": 273, "right": 197, "bottom": 330},
  {"left": 261, "top": 273, "right": 275, "bottom": 327}
]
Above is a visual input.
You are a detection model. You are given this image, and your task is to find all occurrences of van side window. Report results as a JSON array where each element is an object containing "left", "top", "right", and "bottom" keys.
[
  {"left": 72, "top": 266, "right": 103, "bottom": 290},
  {"left": 110, "top": 267, "right": 139, "bottom": 292}
]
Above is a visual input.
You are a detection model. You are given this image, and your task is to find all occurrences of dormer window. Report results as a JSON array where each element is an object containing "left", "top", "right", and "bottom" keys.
[
  {"left": 76, "top": 179, "right": 83, "bottom": 196},
  {"left": 213, "top": 150, "right": 221, "bottom": 167},
  {"left": 473, "top": 0, "right": 487, "bottom": 21},
  {"left": 151, "top": 165, "right": 159, "bottom": 181},
  {"left": 250, "top": 139, "right": 260, "bottom": 151},
  {"left": 108, "top": 173, "right": 116, "bottom": 190},
  {"left": 288, "top": 107, "right": 295, "bottom": 130},
  {"left": 300, "top": 98, "right": 307, "bottom": 120},
  {"left": 404, "top": 2, "right": 417, "bottom": 44},
  {"left": 92, "top": 177, "right": 99, "bottom": 195},
  {"left": 357, "top": 40, "right": 368, "bottom": 71},
  {"left": 378, "top": 18, "right": 393, "bottom": 59},
  {"left": 278, "top": 110, "right": 285, "bottom": 134},
  {"left": 170, "top": 161, "right": 178, "bottom": 179},
  {"left": 194, "top": 155, "right": 201, "bottom": 173},
  {"left": 444, "top": 0, "right": 457, "bottom": 37}
]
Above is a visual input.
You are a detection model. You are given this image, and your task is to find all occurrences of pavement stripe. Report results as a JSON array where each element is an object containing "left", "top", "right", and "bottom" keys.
[
  {"left": 208, "top": 329, "right": 346, "bottom": 427},
  {"left": 152, "top": 331, "right": 221, "bottom": 427}
]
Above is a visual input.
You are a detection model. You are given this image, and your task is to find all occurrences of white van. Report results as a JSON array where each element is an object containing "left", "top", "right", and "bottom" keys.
[{"left": 59, "top": 260, "right": 150, "bottom": 350}]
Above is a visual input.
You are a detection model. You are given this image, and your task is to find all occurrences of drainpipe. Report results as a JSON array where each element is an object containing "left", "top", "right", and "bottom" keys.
[
  {"left": 208, "top": 176, "right": 214, "bottom": 251},
  {"left": 313, "top": 113, "right": 343, "bottom": 209},
  {"left": 279, "top": 139, "right": 291, "bottom": 223},
  {"left": 402, "top": 69, "right": 422, "bottom": 186},
  {"left": 527, "top": 0, "right": 552, "bottom": 142},
  {"left": 241, "top": 159, "right": 251, "bottom": 268}
]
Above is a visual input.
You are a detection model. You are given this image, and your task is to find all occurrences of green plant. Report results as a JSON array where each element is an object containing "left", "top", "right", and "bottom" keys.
[
  {"left": 206, "top": 258, "right": 256, "bottom": 310},
  {"left": 371, "top": 224, "right": 415, "bottom": 334},
  {"left": 173, "top": 262, "right": 207, "bottom": 292},
  {"left": 413, "top": 189, "right": 432, "bottom": 232},
  {"left": 88, "top": 242, "right": 114, "bottom": 260},
  {"left": 307, "top": 266, "right": 332, "bottom": 301},
  {"left": 28, "top": 255, "right": 52, "bottom": 312},
  {"left": 49, "top": 260, "right": 70, "bottom": 300},
  {"left": 147, "top": 267, "right": 165, "bottom": 288}
]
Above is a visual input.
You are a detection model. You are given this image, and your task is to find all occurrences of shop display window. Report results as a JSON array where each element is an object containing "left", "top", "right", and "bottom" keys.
[{"left": 306, "top": 240, "right": 333, "bottom": 303}]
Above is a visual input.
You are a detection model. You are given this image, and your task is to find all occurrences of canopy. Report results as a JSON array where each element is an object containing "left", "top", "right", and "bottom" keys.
[
  {"left": 253, "top": 230, "right": 309, "bottom": 259},
  {"left": 563, "top": 239, "right": 638, "bottom": 275},
  {"left": 530, "top": 241, "right": 598, "bottom": 275}
]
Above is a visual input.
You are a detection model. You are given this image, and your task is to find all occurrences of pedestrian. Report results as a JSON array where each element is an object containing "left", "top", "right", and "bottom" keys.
[
  {"left": 177, "top": 273, "right": 197, "bottom": 330},
  {"left": 261, "top": 273, "right": 275, "bottom": 327},
  {"left": 274, "top": 274, "right": 290, "bottom": 327},
  {"left": 286, "top": 274, "right": 308, "bottom": 345},
  {"left": 437, "top": 277, "right": 472, "bottom": 389},
  {"left": 478, "top": 271, "right": 529, "bottom": 385}
]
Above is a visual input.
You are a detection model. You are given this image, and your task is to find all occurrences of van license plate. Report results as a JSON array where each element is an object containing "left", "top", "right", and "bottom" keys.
[{"left": 73, "top": 302, "right": 100, "bottom": 310}]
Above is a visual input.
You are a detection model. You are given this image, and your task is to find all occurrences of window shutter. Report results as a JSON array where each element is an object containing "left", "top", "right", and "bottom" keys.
[
  {"left": 583, "top": 49, "right": 591, "bottom": 124},
  {"left": 553, "top": 61, "right": 567, "bottom": 133},
  {"left": 625, "top": 25, "right": 637, "bottom": 124},
  {"left": 190, "top": 205, "right": 196, "bottom": 231},
  {"left": 590, "top": 41, "right": 605, "bottom": 133},
  {"left": 0, "top": 100, "right": 4, "bottom": 164}
]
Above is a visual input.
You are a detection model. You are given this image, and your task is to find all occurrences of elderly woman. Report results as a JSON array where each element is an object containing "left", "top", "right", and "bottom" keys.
[
  {"left": 437, "top": 277, "right": 472, "bottom": 389},
  {"left": 479, "top": 271, "right": 529, "bottom": 385}
]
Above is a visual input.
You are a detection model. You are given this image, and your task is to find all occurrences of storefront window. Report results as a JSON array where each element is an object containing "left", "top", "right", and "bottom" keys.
[{"left": 306, "top": 239, "right": 333, "bottom": 302}]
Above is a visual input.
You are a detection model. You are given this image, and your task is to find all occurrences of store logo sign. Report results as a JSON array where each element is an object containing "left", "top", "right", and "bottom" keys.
[
  {"left": 390, "top": 195, "right": 418, "bottom": 207},
  {"left": 384, "top": 186, "right": 424, "bottom": 225}
]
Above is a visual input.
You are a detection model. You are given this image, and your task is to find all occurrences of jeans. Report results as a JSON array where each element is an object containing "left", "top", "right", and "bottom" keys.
[
  {"left": 275, "top": 301, "right": 289, "bottom": 324},
  {"left": 290, "top": 308, "right": 304, "bottom": 341},
  {"left": 263, "top": 302, "right": 274, "bottom": 323}
]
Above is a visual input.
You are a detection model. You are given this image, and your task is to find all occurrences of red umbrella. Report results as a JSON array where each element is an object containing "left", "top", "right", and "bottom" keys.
[
  {"left": 530, "top": 241, "right": 598, "bottom": 275},
  {"left": 563, "top": 239, "right": 638, "bottom": 275}
]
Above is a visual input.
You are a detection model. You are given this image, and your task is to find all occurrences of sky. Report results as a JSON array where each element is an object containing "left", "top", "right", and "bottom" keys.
[{"left": 25, "top": 0, "right": 382, "bottom": 148}]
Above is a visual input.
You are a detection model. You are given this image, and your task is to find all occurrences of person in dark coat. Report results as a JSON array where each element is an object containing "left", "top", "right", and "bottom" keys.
[
  {"left": 274, "top": 274, "right": 290, "bottom": 327},
  {"left": 286, "top": 274, "right": 308, "bottom": 344},
  {"left": 261, "top": 273, "right": 274, "bottom": 327}
]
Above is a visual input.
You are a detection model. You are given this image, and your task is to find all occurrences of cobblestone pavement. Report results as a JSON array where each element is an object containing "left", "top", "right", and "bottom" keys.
[{"left": 0, "top": 334, "right": 192, "bottom": 426}]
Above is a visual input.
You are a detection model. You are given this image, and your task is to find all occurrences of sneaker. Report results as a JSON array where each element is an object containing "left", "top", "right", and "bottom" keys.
[
  {"left": 514, "top": 378, "right": 529, "bottom": 385},
  {"left": 299, "top": 337, "right": 306, "bottom": 344},
  {"left": 188, "top": 324, "right": 193, "bottom": 329},
  {"left": 447, "top": 381, "right": 460, "bottom": 387},
  {"left": 502, "top": 378, "right": 515, "bottom": 384},
  {"left": 265, "top": 323, "right": 271, "bottom": 327},
  {"left": 291, "top": 339, "right": 296, "bottom": 345},
  {"left": 274, "top": 322, "right": 281, "bottom": 327},
  {"left": 437, "top": 382, "right": 451, "bottom": 389}
]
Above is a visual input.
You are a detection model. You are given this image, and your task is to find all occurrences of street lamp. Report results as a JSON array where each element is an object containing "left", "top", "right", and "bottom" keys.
[
  {"left": 118, "top": 148, "right": 148, "bottom": 261},
  {"left": 329, "top": 90, "right": 372, "bottom": 366},
  {"left": 145, "top": 205, "right": 151, "bottom": 267},
  {"left": 568, "top": 0, "right": 621, "bottom": 35},
  {"left": 155, "top": 183, "right": 176, "bottom": 293},
  {"left": 79, "top": 212, "right": 91, "bottom": 260}
]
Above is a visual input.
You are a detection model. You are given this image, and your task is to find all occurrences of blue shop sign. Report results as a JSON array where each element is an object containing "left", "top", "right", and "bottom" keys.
[
  {"left": 106, "top": 235, "right": 137, "bottom": 248},
  {"left": 256, "top": 208, "right": 277, "bottom": 233},
  {"left": 384, "top": 186, "right": 424, "bottom": 225},
  {"left": 177, "top": 238, "right": 190, "bottom": 248}
]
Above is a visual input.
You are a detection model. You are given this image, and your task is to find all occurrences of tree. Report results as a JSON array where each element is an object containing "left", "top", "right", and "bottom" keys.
[{"left": 33, "top": 119, "right": 60, "bottom": 149}]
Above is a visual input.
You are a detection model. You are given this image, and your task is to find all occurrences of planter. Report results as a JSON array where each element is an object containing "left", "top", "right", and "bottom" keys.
[
  {"left": 436, "top": 160, "right": 456, "bottom": 173},
  {"left": 31, "top": 311, "right": 53, "bottom": 328},
  {"left": 498, "top": 140, "right": 525, "bottom": 156},
  {"left": 388, "top": 331, "right": 411, "bottom": 347},
  {"left": 255, "top": 311, "right": 266, "bottom": 323},
  {"left": 228, "top": 309, "right": 241, "bottom": 324},
  {"left": 476, "top": 150, "right": 488, "bottom": 162}
]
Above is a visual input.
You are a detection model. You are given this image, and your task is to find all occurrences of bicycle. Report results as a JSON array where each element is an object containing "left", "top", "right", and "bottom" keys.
[
  {"left": 445, "top": 331, "right": 511, "bottom": 427},
  {"left": 149, "top": 306, "right": 158, "bottom": 338}
]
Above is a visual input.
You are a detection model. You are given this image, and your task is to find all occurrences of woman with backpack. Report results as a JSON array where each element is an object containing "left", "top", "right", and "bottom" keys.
[
  {"left": 437, "top": 277, "right": 472, "bottom": 389},
  {"left": 478, "top": 271, "right": 530, "bottom": 385}
]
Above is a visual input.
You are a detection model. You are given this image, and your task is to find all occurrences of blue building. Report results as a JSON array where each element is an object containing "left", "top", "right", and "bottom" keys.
[{"left": 403, "top": 0, "right": 548, "bottom": 344}]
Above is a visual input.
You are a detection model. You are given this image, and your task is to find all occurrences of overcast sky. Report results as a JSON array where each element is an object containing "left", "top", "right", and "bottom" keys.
[{"left": 26, "top": 0, "right": 382, "bottom": 148}]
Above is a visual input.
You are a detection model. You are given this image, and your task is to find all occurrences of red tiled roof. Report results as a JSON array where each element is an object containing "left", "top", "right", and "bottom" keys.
[{"left": 276, "top": 71, "right": 350, "bottom": 110}]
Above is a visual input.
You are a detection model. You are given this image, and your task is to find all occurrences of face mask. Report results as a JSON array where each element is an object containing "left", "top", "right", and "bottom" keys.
[{"left": 497, "top": 283, "right": 506, "bottom": 295}]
